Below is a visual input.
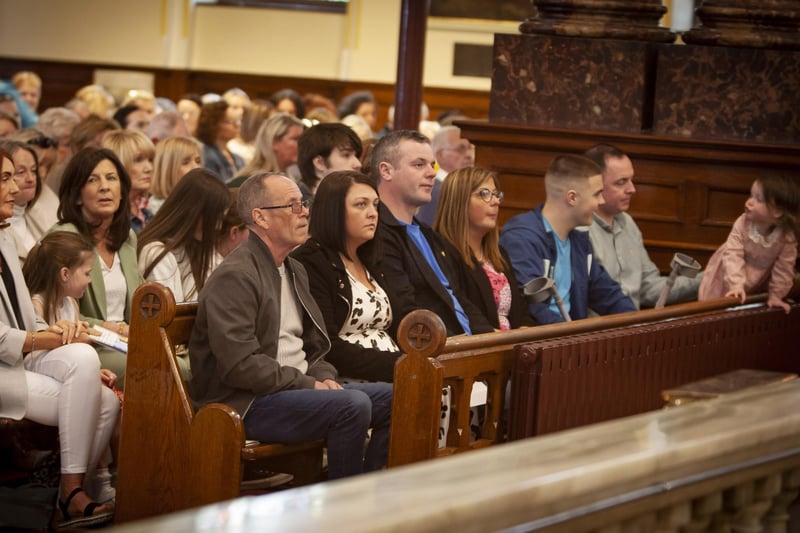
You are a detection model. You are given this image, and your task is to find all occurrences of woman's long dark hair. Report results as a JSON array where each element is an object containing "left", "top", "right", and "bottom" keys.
[
  {"left": 57, "top": 147, "right": 132, "bottom": 252},
  {"left": 138, "top": 168, "right": 229, "bottom": 296},
  {"left": 309, "top": 170, "right": 380, "bottom": 264}
]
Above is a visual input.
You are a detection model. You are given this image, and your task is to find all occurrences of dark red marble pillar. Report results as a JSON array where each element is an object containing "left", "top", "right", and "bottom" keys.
[
  {"left": 683, "top": 0, "right": 800, "bottom": 50},
  {"left": 520, "top": 0, "right": 675, "bottom": 43}
]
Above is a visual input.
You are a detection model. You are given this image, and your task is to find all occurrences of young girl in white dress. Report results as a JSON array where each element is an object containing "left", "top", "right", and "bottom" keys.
[{"left": 23, "top": 231, "right": 119, "bottom": 507}]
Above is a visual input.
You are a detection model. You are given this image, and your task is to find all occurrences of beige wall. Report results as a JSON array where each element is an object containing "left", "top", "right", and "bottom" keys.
[
  {"left": 0, "top": 0, "right": 514, "bottom": 90},
  {"left": 0, "top": 0, "right": 166, "bottom": 66}
]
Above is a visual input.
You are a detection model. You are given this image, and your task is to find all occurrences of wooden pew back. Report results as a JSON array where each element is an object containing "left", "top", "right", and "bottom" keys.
[
  {"left": 116, "top": 282, "right": 323, "bottom": 524},
  {"left": 389, "top": 293, "right": 800, "bottom": 468},
  {"left": 116, "top": 283, "right": 243, "bottom": 522},
  {"left": 511, "top": 303, "right": 800, "bottom": 439}
]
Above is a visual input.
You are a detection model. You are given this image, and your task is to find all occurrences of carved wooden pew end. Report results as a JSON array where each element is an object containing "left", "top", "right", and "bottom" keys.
[{"left": 115, "top": 282, "right": 325, "bottom": 524}]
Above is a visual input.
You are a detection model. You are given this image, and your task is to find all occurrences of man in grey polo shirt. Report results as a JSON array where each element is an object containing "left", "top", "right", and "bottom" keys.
[{"left": 585, "top": 144, "right": 701, "bottom": 309}]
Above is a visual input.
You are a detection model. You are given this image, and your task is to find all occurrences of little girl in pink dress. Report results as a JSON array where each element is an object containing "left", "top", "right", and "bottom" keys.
[{"left": 699, "top": 175, "right": 799, "bottom": 313}]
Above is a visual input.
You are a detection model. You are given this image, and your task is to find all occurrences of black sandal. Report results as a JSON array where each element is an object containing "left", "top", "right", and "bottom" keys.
[{"left": 57, "top": 487, "right": 114, "bottom": 529}]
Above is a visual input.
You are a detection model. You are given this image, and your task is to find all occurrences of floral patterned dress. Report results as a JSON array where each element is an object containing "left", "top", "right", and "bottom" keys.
[{"left": 338, "top": 269, "right": 398, "bottom": 352}]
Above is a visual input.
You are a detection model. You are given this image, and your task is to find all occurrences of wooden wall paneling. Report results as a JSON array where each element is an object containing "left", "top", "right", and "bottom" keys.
[{"left": 458, "top": 120, "right": 800, "bottom": 272}]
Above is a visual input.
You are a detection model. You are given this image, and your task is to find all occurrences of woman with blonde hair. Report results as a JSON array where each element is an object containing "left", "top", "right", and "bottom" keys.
[
  {"left": 228, "top": 112, "right": 303, "bottom": 187},
  {"left": 148, "top": 136, "right": 203, "bottom": 214},
  {"left": 227, "top": 100, "right": 272, "bottom": 164},
  {"left": 434, "top": 167, "right": 533, "bottom": 329},
  {"left": 102, "top": 130, "right": 155, "bottom": 233},
  {"left": 74, "top": 85, "right": 115, "bottom": 119}
]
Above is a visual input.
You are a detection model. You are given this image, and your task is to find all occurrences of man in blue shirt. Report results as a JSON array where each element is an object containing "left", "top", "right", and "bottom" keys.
[
  {"left": 371, "top": 130, "right": 493, "bottom": 336},
  {"left": 500, "top": 154, "right": 636, "bottom": 324}
]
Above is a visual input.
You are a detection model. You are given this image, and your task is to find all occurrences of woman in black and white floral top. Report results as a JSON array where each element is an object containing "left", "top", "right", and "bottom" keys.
[{"left": 291, "top": 170, "right": 402, "bottom": 382}]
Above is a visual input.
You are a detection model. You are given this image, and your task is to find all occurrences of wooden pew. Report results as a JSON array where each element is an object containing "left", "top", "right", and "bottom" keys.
[
  {"left": 389, "top": 291, "right": 800, "bottom": 468},
  {"left": 108, "top": 380, "right": 800, "bottom": 533},
  {"left": 115, "top": 282, "right": 325, "bottom": 524},
  {"left": 0, "top": 418, "right": 57, "bottom": 486}
]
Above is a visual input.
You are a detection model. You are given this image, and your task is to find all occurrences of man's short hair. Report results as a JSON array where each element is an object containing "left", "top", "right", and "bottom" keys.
[
  {"left": 147, "top": 110, "right": 185, "bottom": 142},
  {"left": 544, "top": 154, "right": 602, "bottom": 197},
  {"left": 369, "top": 129, "right": 430, "bottom": 182},
  {"left": 237, "top": 171, "right": 273, "bottom": 225},
  {"left": 583, "top": 144, "right": 626, "bottom": 172},
  {"left": 431, "top": 125, "right": 460, "bottom": 154},
  {"left": 297, "top": 123, "right": 363, "bottom": 188}
]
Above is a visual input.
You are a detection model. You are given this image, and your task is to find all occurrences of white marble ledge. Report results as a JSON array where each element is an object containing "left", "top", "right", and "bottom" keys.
[{"left": 113, "top": 380, "right": 800, "bottom": 533}]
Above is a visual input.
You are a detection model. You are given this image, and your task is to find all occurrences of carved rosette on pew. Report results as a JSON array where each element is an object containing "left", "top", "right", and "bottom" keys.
[{"left": 388, "top": 310, "right": 447, "bottom": 467}]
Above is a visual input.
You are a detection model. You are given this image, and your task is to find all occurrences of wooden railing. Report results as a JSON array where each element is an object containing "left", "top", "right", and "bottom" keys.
[
  {"left": 389, "top": 288, "right": 800, "bottom": 467},
  {"left": 110, "top": 379, "right": 800, "bottom": 533}
]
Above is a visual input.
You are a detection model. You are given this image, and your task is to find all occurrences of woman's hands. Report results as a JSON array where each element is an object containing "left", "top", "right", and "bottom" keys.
[
  {"left": 47, "top": 320, "right": 94, "bottom": 344},
  {"left": 102, "top": 321, "right": 129, "bottom": 339}
]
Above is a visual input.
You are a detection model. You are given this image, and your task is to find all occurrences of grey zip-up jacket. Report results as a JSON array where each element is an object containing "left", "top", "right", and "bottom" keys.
[{"left": 189, "top": 233, "right": 335, "bottom": 416}]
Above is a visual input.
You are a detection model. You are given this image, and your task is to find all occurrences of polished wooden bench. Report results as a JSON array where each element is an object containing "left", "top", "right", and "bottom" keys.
[
  {"left": 115, "top": 282, "right": 325, "bottom": 524},
  {"left": 389, "top": 289, "right": 800, "bottom": 468},
  {"left": 0, "top": 418, "right": 57, "bottom": 486}
]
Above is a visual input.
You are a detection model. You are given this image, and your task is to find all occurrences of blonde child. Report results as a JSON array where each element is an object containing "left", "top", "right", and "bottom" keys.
[
  {"left": 699, "top": 175, "right": 799, "bottom": 313},
  {"left": 23, "top": 231, "right": 118, "bottom": 505}
]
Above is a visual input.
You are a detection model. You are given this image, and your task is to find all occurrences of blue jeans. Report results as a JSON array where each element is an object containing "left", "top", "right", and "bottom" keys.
[{"left": 243, "top": 382, "right": 392, "bottom": 479}]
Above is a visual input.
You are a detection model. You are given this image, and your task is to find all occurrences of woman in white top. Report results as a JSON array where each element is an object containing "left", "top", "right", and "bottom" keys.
[
  {"left": 137, "top": 168, "right": 229, "bottom": 302},
  {"left": 50, "top": 147, "right": 144, "bottom": 389},
  {"left": 0, "top": 149, "right": 118, "bottom": 528}
]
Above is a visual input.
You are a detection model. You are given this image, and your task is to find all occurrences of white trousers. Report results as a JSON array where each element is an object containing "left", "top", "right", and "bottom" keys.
[{"left": 23, "top": 343, "right": 119, "bottom": 475}]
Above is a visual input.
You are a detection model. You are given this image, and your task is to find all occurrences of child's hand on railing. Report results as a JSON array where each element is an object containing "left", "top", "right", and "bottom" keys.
[
  {"left": 766, "top": 295, "right": 791, "bottom": 314},
  {"left": 725, "top": 287, "right": 746, "bottom": 304}
]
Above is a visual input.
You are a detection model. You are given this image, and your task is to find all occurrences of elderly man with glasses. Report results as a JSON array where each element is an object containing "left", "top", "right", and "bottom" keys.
[{"left": 188, "top": 172, "right": 392, "bottom": 479}]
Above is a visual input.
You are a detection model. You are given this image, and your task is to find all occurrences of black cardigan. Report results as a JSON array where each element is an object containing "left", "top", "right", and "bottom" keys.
[
  {"left": 290, "top": 238, "right": 401, "bottom": 382},
  {"left": 374, "top": 203, "right": 494, "bottom": 337}
]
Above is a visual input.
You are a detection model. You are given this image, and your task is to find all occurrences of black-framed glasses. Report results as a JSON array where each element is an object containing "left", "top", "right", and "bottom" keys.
[
  {"left": 474, "top": 188, "right": 504, "bottom": 203},
  {"left": 27, "top": 136, "right": 57, "bottom": 149},
  {"left": 259, "top": 200, "right": 309, "bottom": 214}
]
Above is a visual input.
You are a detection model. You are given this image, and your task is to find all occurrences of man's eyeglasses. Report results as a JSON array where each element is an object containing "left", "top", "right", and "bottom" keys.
[
  {"left": 259, "top": 200, "right": 310, "bottom": 214},
  {"left": 444, "top": 143, "right": 475, "bottom": 155},
  {"left": 27, "top": 136, "right": 57, "bottom": 149},
  {"left": 474, "top": 188, "right": 504, "bottom": 204}
]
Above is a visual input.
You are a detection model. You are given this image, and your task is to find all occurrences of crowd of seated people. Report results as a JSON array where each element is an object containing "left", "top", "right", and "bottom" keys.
[{"left": 2, "top": 71, "right": 794, "bottom": 529}]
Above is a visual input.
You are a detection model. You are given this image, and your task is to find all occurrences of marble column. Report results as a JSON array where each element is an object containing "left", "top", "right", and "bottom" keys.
[
  {"left": 492, "top": 0, "right": 676, "bottom": 131},
  {"left": 520, "top": 0, "right": 675, "bottom": 43},
  {"left": 683, "top": 0, "right": 800, "bottom": 50},
  {"left": 653, "top": 0, "right": 800, "bottom": 142}
]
